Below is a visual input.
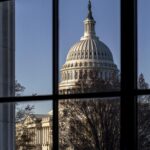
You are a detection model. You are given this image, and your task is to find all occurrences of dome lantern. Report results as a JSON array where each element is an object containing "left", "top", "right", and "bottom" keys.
[{"left": 81, "top": 0, "right": 97, "bottom": 40}]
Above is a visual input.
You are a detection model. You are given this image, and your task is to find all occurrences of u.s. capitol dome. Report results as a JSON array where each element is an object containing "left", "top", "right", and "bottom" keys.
[{"left": 59, "top": 0, "right": 118, "bottom": 94}]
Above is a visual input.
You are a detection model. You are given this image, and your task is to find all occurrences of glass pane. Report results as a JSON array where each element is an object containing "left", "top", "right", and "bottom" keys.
[
  {"left": 16, "top": 100, "right": 53, "bottom": 150},
  {"left": 138, "top": 0, "right": 150, "bottom": 89},
  {"left": 59, "top": 0, "right": 120, "bottom": 94},
  {"left": 59, "top": 97, "right": 120, "bottom": 149},
  {"left": 15, "top": 0, "right": 52, "bottom": 96},
  {"left": 138, "top": 96, "right": 150, "bottom": 149}
]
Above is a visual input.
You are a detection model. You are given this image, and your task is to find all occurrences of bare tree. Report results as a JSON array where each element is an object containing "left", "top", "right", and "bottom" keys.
[
  {"left": 59, "top": 74, "right": 150, "bottom": 150},
  {"left": 138, "top": 102, "right": 150, "bottom": 150},
  {"left": 59, "top": 76, "right": 120, "bottom": 150},
  {"left": 138, "top": 73, "right": 150, "bottom": 149},
  {"left": 15, "top": 80, "right": 25, "bottom": 96},
  {"left": 59, "top": 98, "right": 120, "bottom": 150}
]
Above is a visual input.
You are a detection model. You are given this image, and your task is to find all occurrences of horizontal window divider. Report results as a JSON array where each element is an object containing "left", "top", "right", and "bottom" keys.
[
  {"left": 0, "top": 0, "right": 10, "bottom": 2},
  {"left": 0, "top": 91, "right": 120, "bottom": 102},
  {"left": 0, "top": 89, "right": 149, "bottom": 103},
  {"left": 58, "top": 92, "right": 121, "bottom": 99},
  {"left": 135, "top": 89, "right": 150, "bottom": 95},
  {"left": 0, "top": 95, "right": 54, "bottom": 103}
]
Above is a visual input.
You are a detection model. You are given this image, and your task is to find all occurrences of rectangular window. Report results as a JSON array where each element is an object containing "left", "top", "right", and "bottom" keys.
[{"left": 0, "top": 0, "right": 148, "bottom": 150}]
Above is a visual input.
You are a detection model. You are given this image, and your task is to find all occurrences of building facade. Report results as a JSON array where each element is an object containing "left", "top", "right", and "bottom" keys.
[{"left": 16, "top": 112, "right": 53, "bottom": 150}]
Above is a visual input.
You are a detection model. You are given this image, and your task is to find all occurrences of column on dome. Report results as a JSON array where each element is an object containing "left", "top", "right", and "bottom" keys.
[
  {"left": 64, "top": 72, "right": 66, "bottom": 80},
  {"left": 75, "top": 70, "right": 78, "bottom": 79},
  {"left": 69, "top": 71, "right": 71, "bottom": 80},
  {"left": 67, "top": 72, "right": 69, "bottom": 80},
  {"left": 64, "top": 72, "right": 65, "bottom": 80},
  {"left": 70, "top": 71, "right": 72, "bottom": 80},
  {"left": 79, "top": 70, "right": 82, "bottom": 79},
  {"left": 72, "top": 70, "right": 74, "bottom": 80},
  {"left": 83, "top": 69, "right": 88, "bottom": 80},
  {"left": 61, "top": 72, "right": 63, "bottom": 81}
]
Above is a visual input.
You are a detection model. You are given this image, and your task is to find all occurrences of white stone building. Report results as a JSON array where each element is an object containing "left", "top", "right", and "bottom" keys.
[{"left": 16, "top": 111, "right": 53, "bottom": 150}]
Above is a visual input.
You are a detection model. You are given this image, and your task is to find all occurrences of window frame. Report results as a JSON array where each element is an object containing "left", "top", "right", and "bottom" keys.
[{"left": 1, "top": 0, "right": 150, "bottom": 149}]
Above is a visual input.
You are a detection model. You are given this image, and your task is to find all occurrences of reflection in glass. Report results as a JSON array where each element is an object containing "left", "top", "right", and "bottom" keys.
[
  {"left": 59, "top": 98, "right": 120, "bottom": 149},
  {"left": 16, "top": 101, "right": 52, "bottom": 150},
  {"left": 59, "top": 0, "right": 120, "bottom": 94}
]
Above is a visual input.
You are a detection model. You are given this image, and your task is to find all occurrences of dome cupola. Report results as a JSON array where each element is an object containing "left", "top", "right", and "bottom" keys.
[{"left": 66, "top": 0, "right": 114, "bottom": 63}]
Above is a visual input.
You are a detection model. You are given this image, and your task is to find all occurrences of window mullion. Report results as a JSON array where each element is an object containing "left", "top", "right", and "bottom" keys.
[
  {"left": 121, "top": 0, "right": 137, "bottom": 150},
  {"left": 52, "top": 0, "right": 59, "bottom": 149}
]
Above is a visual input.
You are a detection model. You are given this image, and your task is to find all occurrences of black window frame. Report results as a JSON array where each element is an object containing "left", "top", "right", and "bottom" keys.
[{"left": 1, "top": 0, "right": 150, "bottom": 149}]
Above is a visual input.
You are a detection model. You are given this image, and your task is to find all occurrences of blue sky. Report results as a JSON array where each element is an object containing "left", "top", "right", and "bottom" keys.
[
  {"left": 15, "top": 0, "right": 52, "bottom": 96},
  {"left": 15, "top": 0, "right": 149, "bottom": 113},
  {"left": 138, "top": 0, "right": 150, "bottom": 85},
  {"left": 15, "top": 0, "right": 120, "bottom": 113},
  {"left": 15, "top": 0, "right": 52, "bottom": 113},
  {"left": 59, "top": 0, "right": 120, "bottom": 70}
]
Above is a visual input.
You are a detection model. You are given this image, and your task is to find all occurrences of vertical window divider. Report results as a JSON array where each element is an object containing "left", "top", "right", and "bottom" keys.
[
  {"left": 52, "top": 0, "right": 59, "bottom": 149},
  {"left": 121, "top": 0, "right": 137, "bottom": 149}
]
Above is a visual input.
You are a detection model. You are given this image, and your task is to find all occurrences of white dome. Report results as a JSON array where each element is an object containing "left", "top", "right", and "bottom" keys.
[
  {"left": 59, "top": 1, "right": 118, "bottom": 94},
  {"left": 66, "top": 38, "right": 114, "bottom": 62}
]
